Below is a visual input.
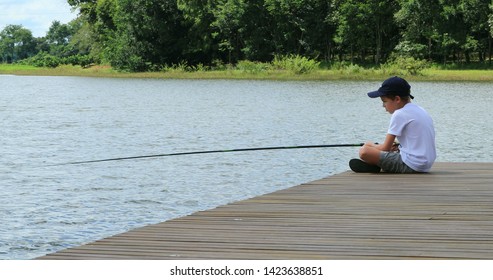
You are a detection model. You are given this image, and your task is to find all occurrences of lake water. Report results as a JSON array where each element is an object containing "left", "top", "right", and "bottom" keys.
[{"left": 1, "top": 76, "right": 492, "bottom": 259}]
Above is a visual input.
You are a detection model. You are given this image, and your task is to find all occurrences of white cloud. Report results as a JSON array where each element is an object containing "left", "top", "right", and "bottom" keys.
[{"left": 0, "top": 0, "right": 78, "bottom": 37}]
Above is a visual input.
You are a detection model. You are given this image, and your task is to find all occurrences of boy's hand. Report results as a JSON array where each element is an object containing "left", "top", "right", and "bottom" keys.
[{"left": 391, "top": 142, "right": 400, "bottom": 152}]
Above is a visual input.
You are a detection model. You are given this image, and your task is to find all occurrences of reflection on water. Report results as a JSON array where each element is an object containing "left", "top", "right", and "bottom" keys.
[{"left": 1, "top": 76, "right": 492, "bottom": 259}]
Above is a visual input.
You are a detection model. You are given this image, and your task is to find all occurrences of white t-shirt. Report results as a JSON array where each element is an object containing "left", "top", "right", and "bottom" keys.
[{"left": 388, "top": 103, "right": 436, "bottom": 172}]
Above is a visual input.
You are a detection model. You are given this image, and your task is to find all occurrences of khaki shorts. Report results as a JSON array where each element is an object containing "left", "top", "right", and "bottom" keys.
[{"left": 379, "top": 152, "right": 419, "bottom": 173}]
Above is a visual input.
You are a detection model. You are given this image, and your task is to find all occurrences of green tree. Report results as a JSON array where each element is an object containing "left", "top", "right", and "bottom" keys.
[
  {"left": 396, "top": 0, "right": 492, "bottom": 64},
  {"left": 65, "top": 0, "right": 493, "bottom": 69},
  {"left": 458, "top": 0, "right": 493, "bottom": 64},
  {"left": 107, "top": 0, "right": 188, "bottom": 71},
  {"left": 334, "top": 0, "right": 398, "bottom": 64},
  {"left": 264, "top": 0, "right": 337, "bottom": 61},
  {"left": 46, "top": 21, "right": 72, "bottom": 46},
  {"left": 67, "top": 0, "right": 110, "bottom": 62},
  {"left": 67, "top": 16, "right": 97, "bottom": 57},
  {"left": 490, "top": 2, "right": 493, "bottom": 63},
  {"left": 395, "top": 0, "right": 444, "bottom": 60},
  {"left": 178, "top": 0, "right": 276, "bottom": 64},
  {"left": 67, "top": 0, "right": 99, "bottom": 23},
  {"left": 210, "top": 0, "right": 247, "bottom": 64},
  {"left": 70, "top": 0, "right": 187, "bottom": 70},
  {"left": 46, "top": 21, "right": 73, "bottom": 57},
  {"left": 238, "top": 0, "right": 276, "bottom": 61},
  {"left": 0, "top": 25, "right": 36, "bottom": 63},
  {"left": 177, "top": 0, "right": 222, "bottom": 64}
]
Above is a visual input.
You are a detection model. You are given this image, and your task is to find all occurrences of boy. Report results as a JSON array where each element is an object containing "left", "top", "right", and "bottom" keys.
[{"left": 350, "top": 76, "right": 436, "bottom": 173}]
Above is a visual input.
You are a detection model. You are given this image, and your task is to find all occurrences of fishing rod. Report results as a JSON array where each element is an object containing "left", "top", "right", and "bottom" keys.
[{"left": 53, "top": 143, "right": 364, "bottom": 166}]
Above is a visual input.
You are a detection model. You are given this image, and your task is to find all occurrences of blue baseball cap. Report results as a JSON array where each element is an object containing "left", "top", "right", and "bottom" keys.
[{"left": 367, "top": 76, "right": 414, "bottom": 99}]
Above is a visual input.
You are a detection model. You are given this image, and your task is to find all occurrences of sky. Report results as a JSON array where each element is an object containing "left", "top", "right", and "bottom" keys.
[{"left": 0, "top": 0, "right": 78, "bottom": 38}]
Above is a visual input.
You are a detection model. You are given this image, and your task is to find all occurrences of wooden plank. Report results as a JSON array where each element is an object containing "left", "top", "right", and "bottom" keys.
[{"left": 37, "top": 162, "right": 493, "bottom": 259}]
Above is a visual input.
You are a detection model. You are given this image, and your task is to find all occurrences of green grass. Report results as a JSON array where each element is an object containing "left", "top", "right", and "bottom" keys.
[
  {"left": 420, "top": 68, "right": 493, "bottom": 82},
  {"left": 0, "top": 64, "right": 41, "bottom": 72},
  {"left": 2, "top": 63, "right": 493, "bottom": 82}
]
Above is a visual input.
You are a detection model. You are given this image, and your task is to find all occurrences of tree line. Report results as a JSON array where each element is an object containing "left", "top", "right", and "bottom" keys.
[{"left": 2, "top": 0, "right": 493, "bottom": 72}]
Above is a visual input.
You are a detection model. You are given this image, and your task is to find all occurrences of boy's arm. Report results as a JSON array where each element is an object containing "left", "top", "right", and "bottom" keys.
[{"left": 376, "top": 134, "right": 396, "bottom": 151}]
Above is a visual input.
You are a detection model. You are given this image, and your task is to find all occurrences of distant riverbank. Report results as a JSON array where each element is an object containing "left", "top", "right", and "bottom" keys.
[{"left": 2, "top": 63, "right": 493, "bottom": 82}]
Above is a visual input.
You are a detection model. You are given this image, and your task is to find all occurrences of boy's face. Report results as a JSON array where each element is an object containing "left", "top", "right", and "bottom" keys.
[{"left": 380, "top": 96, "right": 400, "bottom": 114}]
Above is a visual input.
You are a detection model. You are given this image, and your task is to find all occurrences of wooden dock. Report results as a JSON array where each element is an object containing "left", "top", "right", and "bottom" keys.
[{"left": 37, "top": 162, "right": 493, "bottom": 259}]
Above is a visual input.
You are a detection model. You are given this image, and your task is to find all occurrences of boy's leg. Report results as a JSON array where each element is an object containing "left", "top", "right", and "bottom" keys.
[
  {"left": 349, "top": 143, "right": 382, "bottom": 173},
  {"left": 379, "top": 152, "right": 418, "bottom": 173},
  {"left": 358, "top": 143, "right": 381, "bottom": 165}
]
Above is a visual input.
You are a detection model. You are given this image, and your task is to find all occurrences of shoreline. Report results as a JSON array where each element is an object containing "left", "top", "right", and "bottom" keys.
[{"left": 2, "top": 64, "right": 493, "bottom": 82}]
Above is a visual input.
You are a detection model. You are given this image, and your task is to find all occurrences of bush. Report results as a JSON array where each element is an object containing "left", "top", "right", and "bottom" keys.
[
  {"left": 342, "top": 63, "right": 365, "bottom": 74},
  {"left": 19, "top": 52, "right": 61, "bottom": 68},
  {"left": 394, "top": 41, "right": 427, "bottom": 59},
  {"left": 64, "top": 54, "right": 95, "bottom": 68},
  {"left": 236, "top": 60, "right": 270, "bottom": 73},
  {"left": 19, "top": 52, "right": 98, "bottom": 68},
  {"left": 162, "top": 61, "right": 190, "bottom": 72},
  {"left": 211, "top": 59, "right": 227, "bottom": 71},
  {"left": 383, "top": 56, "right": 429, "bottom": 75},
  {"left": 329, "top": 61, "right": 352, "bottom": 70},
  {"left": 272, "top": 55, "right": 320, "bottom": 74}
]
